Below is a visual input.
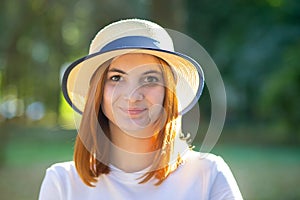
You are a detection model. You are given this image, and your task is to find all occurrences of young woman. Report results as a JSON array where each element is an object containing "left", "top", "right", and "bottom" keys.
[{"left": 39, "top": 19, "right": 243, "bottom": 200}]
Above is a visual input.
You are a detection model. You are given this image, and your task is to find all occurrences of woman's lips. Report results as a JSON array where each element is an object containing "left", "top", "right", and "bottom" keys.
[{"left": 119, "top": 107, "right": 147, "bottom": 116}]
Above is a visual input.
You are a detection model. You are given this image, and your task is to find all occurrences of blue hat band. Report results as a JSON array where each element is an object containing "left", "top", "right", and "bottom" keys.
[{"left": 99, "top": 36, "right": 161, "bottom": 53}]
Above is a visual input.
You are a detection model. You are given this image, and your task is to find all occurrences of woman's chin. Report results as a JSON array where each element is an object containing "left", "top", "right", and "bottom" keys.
[{"left": 117, "top": 121, "right": 159, "bottom": 138}]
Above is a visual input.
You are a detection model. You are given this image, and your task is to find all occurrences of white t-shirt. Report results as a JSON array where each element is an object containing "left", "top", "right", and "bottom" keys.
[{"left": 39, "top": 151, "right": 243, "bottom": 200}]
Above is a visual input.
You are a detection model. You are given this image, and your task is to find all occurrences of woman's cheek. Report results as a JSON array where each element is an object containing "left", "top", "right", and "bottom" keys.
[
  {"left": 102, "top": 85, "right": 115, "bottom": 118},
  {"left": 147, "top": 86, "right": 165, "bottom": 105}
]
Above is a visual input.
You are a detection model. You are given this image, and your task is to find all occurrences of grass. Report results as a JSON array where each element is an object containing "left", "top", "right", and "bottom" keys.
[
  {"left": 211, "top": 144, "right": 300, "bottom": 200},
  {"left": 0, "top": 124, "right": 75, "bottom": 200},
  {"left": 0, "top": 124, "right": 300, "bottom": 200}
]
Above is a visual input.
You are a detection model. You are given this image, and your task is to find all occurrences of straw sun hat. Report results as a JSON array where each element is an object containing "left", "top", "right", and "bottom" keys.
[{"left": 62, "top": 19, "right": 204, "bottom": 115}]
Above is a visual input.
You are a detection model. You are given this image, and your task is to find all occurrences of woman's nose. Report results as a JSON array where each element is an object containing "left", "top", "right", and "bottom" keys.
[{"left": 122, "top": 85, "right": 144, "bottom": 102}]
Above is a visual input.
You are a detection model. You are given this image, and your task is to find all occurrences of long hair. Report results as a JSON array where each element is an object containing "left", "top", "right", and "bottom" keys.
[{"left": 73, "top": 55, "right": 181, "bottom": 187}]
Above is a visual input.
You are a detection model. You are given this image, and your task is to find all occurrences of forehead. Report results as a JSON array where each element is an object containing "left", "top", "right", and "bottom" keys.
[{"left": 109, "top": 53, "right": 162, "bottom": 72}]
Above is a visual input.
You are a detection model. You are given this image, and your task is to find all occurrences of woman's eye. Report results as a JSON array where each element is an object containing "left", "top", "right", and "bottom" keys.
[
  {"left": 110, "top": 75, "right": 122, "bottom": 82},
  {"left": 144, "top": 76, "right": 159, "bottom": 83}
]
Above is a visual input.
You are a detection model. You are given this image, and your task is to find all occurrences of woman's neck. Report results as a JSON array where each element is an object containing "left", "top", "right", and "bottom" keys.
[{"left": 109, "top": 121, "right": 159, "bottom": 172}]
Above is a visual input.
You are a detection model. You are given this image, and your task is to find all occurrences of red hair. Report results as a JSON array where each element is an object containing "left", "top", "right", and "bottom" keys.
[{"left": 73, "top": 55, "right": 181, "bottom": 187}]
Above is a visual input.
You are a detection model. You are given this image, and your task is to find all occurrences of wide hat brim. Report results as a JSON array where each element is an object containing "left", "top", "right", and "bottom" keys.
[{"left": 62, "top": 47, "right": 204, "bottom": 115}]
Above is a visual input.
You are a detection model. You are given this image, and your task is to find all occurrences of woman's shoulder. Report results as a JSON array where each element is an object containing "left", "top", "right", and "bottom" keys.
[
  {"left": 45, "top": 161, "right": 77, "bottom": 178},
  {"left": 47, "top": 161, "right": 75, "bottom": 170},
  {"left": 184, "top": 150, "right": 225, "bottom": 164},
  {"left": 182, "top": 150, "right": 243, "bottom": 199},
  {"left": 182, "top": 150, "right": 229, "bottom": 174},
  {"left": 40, "top": 161, "right": 91, "bottom": 199}
]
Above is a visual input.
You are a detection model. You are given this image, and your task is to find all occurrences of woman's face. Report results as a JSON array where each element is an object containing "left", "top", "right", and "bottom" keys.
[{"left": 101, "top": 53, "right": 165, "bottom": 137}]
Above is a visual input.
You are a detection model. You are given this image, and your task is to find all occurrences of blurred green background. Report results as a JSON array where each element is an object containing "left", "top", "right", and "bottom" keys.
[{"left": 0, "top": 0, "right": 299, "bottom": 199}]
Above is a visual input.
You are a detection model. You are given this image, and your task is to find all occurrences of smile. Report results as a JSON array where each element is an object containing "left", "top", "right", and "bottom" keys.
[{"left": 119, "top": 107, "right": 147, "bottom": 116}]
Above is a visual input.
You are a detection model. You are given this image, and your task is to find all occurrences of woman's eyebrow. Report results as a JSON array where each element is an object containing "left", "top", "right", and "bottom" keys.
[
  {"left": 108, "top": 68, "right": 127, "bottom": 74},
  {"left": 108, "top": 68, "right": 162, "bottom": 75},
  {"left": 143, "top": 70, "right": 162, "bottom": 75}
]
